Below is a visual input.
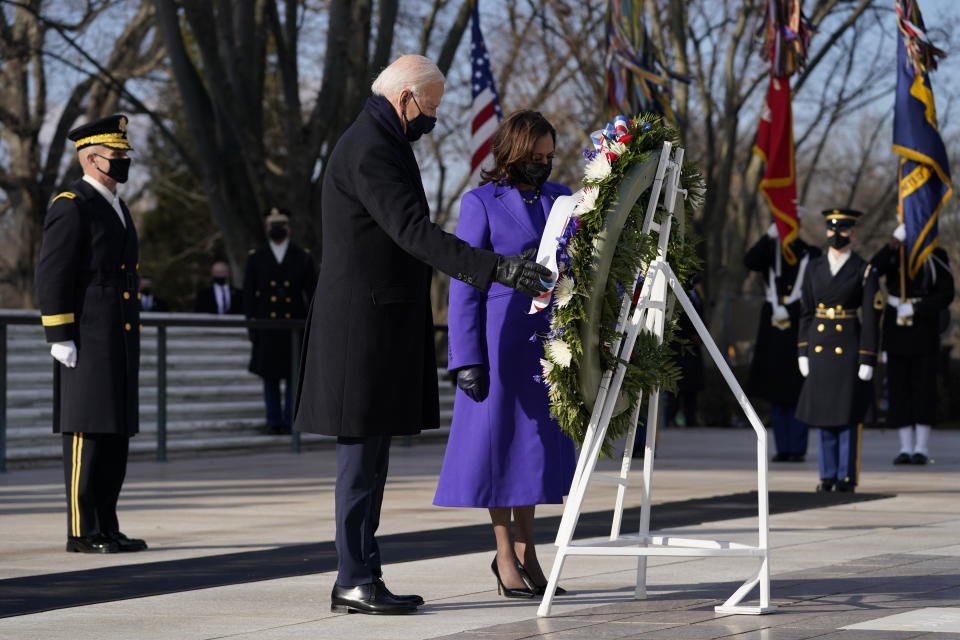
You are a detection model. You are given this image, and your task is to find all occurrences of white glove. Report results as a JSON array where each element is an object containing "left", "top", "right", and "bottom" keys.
[
  {"left": 893, "top": 224, "right": 906, "bottom": 242},
  {"left": 897, "top": 302, "right": 914, "bottom": 319},
  {"left": 858, "top": 364, "right": 874, "bottom": 382},
  {"left": 798, "top": 356, "right": 809, "bottom": 377},
  {"left": 766, "top": 223, "right": 778, "bottom": 238},
  {"left": 772, "top": 305, "right": 790, "bottom": 322},
  {"left": 50, "top": 341, "right": 78, "bottom": 368}
]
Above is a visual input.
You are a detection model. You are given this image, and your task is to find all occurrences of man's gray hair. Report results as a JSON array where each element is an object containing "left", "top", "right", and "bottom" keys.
[{"left": 371, "top": 54, "right": 444, "bottom": 98}]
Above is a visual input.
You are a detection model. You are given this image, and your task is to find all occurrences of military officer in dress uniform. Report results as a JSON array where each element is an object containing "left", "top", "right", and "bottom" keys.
[
  {"left": 795, "top": 209, "right": 881, "bottom": 492},
  {"left": 243, "top": 208, "right": 317, "bottom": 434},
  {"left": 35, "top": 114, "right": 147, "bottom": 553},
  {"left": 745, "top": 219, "right": 821, "bottom": 462},
  {"left": 870, "top": 224, "right": 954, "bottom": 465}
]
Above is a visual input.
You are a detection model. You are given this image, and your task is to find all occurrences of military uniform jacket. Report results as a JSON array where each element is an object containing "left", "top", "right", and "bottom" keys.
[
  {"left": 870, "top": 245, "right": 954, "bottom": 356},
  {"left": 795, "top": 251, "right": 880, "bottom": 427},
  {"left": 744, "top": 235, "right": 821, "bottom": 404},
  {"left": 293, "top": 96, "right": 499, "bottom": 438},
  {"left": 243, "top": 244, "right": 316, "bottom": 379},
  {"left": 35, "top": 178, "right": 140, "bottom": 435}
]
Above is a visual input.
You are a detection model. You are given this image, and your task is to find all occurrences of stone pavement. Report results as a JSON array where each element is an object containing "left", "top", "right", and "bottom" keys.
[{"left": 2, "top": 425, "right": 960, "bottom": 639}]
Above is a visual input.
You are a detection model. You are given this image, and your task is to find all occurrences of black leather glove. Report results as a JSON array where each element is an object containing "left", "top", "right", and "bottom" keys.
[
  {"left": 494, "top": 248, "right": 553, "bottom": 297},
  {"left": 456, "top": 365, "right": 489, "bottom": 403}
]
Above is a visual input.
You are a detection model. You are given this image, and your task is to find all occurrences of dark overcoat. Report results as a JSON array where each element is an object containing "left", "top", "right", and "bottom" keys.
[
  {"left": 243, "top": 244, "right": 316, "bottom": 379},
  {"left": 293, "top": 96, "right": 499, "bottom": 437},
  {"left": 744, "top": 235, "right": 822, "bottom": 404},
  {"left": 35, "top": 178, "right": 140, "bottom": 435},
  {"left": 795, "top": 251, "right": 880, "bottom": 427},
  {"left": 870, "top": 244, "right": 954, "bottom": 356},
  {"left": 194, "top": 284, "right": 243, "bottom": 315}
]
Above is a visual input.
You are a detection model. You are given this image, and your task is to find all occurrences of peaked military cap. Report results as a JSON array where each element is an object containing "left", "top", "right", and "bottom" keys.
[
  {"left": 68, "top": 114, "right": 133, "bottom": 150},
  {"left": 821, "top": 208, "right": 862, "bottom": 230},
  {"left": 264, "top": 207, "right": 291, "bottom": 223}
]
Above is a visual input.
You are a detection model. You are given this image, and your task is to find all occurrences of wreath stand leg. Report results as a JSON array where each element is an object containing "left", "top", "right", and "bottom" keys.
[{"left": 538, "top": 144, "right": 775, "bottom": 618}]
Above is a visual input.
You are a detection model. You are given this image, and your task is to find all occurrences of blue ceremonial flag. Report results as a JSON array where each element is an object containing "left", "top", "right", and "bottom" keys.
[
  {"left": 469, "top": 0, "right": 503, "bottom": 185},
  {"left": 893, "top": 3, "right": 952, "bottom": 279}
]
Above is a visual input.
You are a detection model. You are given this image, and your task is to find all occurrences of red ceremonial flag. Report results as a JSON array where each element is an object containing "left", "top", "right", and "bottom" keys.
[{"left": 753, "top": 73, "right": 799, "bottom": 265}]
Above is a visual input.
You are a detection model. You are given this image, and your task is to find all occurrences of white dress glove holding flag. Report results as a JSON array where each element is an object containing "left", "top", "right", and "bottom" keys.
[
  {"left": 766, "top": 223, "right": 778, "bottom": 238},
  {"left": 858, "top": 364, "right": 874, "bottom": 382},
  {"left": 893, "top": 224, "right": 907, "bottom": 242},
  {"left": 897, "top": 302, "right": 914, "bottom": 319}
]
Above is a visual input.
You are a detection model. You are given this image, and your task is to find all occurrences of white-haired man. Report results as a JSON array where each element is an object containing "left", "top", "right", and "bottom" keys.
[
  {"left": 36, "top": 114, "right": 147, "bottom": 554},
  {"left": 294, "top": 54, "right": 551, "bottom": 614}
]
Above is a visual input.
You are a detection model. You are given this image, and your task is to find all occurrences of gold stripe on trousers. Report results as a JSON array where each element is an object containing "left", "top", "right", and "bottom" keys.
[{"left": 71, "top": 433, "right": 83, "bottom": 537}]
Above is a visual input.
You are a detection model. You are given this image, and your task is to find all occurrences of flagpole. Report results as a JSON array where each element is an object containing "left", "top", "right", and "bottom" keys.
[{"left": 897, "top": 160, "right": 906, "bottom": 302}]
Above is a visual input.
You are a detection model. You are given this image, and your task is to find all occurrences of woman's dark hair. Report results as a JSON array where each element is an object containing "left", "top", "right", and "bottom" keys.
[{"left": 479, "top": 110, "right": 556, "bottom": 186}]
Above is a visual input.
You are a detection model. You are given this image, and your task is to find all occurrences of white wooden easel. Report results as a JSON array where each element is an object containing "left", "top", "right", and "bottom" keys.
[{"left": 538, "top": 142, "right": 776, "bottom": 617}]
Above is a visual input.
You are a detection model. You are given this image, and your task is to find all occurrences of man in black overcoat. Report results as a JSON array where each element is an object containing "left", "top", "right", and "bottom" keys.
[
  {"left": 293, "top": 54, "right": 551, "bottom": 615},
  {"left": 795, "top": 209, "right": 881, "bottom": 493},
  {"left": 35, "top": 114, "right": 147, "bottom": 553},
  {"left": 194, "top": 260, "right": 243, "bottom": 315},
  {"left": 244, "top": 208, "right": 317, "bottom": 434},
  {"left": 871, "top": 224, "right": 954, "bottom": 465},
  {"left": 745, "top": 220, "right": 821, "bottom": 461}
]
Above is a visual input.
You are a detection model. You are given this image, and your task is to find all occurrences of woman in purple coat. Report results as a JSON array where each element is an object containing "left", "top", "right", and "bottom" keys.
[{"left": 434, "top": 111, "right": 577, "bottom": 598}]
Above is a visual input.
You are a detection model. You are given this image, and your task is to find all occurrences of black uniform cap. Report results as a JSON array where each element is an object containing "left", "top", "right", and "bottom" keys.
[
  {"left": 264, "top": 207, "right": 291, "bottom": 223},
  {"left": 821, "top": 208, "right": 862, "bottom": 230},
  {"left": 67, "top": 114, "right": 133, "bottom": 151}
]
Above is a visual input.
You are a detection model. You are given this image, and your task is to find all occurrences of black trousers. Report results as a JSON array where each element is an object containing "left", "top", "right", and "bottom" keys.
[
  {"left": 887, "top": 353, "right": 938, "bottom": 427},
  {"left": 335, "top": 435, "right": 391, "bottom": 587},
  {"left": 61, "top": 433, "right": 129, "bottom": 538}
]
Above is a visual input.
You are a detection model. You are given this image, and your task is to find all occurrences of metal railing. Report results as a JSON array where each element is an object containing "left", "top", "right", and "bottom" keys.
[{"left": 0, "top": 309, "right": 451, "bottom": 472}]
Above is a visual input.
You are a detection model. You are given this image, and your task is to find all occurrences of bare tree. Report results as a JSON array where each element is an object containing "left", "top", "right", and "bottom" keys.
[{"left": 0, "top": 0, "right": 164, "bottom": 306}]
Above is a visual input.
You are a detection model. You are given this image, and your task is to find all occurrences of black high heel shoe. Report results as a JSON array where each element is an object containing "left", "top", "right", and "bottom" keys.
[
  {"left": 491, "top": 558, "right": 534, "bottom": 598},
  {"left": 516, "top": 561, "right": 567, "bottom": 595}
]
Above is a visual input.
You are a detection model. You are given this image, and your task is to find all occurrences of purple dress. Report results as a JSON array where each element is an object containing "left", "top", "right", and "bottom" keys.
[{"left": 433, "top": 181, "right": 577, "bottom": 508}]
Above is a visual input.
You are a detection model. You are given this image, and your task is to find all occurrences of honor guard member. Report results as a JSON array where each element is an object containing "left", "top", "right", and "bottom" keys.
[
  {"left": 243, "top": 208, "right": 317, "bottom": 435},
  {"left": 795, "top": 209, "right": 881, "bottom": 492},
  {"left": 36, "top": 114, "right": 147, "bottom": 553},
  {"left": 870, "top": 224, "right": 954, "bottom": 465},
  {"left": 745, "top": 218, "right": 821, "bottom": 462}
]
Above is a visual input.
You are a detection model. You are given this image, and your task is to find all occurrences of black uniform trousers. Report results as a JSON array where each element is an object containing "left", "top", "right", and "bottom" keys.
[
  {"left": 61, "top": 433, "right": 129, "bottom": 538},
  {"left": 335, "top": 435, "right": 391, "bottom": 587},
  {"left": 886, "top": 353, "right": 938, "bottom": 427}
]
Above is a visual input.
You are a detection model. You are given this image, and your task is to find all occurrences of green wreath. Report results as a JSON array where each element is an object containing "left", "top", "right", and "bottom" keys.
[{"left": 540, "top": 114, "right": 704, "bottom": 453}]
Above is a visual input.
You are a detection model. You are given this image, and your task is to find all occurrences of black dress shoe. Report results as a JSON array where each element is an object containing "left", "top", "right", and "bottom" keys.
[
  {"left": 330, "top": 582, "right": 417, "bottom": 615},
  {"left": 66, "top": 534, "right": 119, "bottom": 553},
  {"left": 787, "top": 454, "right": 805, "bottom": 462},
  {"left": 893, "top": 452, "right": 912, "bottom": 465},
  {"left": 375, "top": 578, "right": 423, "bottom": 606},
  {"left": 104, "top": 531, "right": 148, "bottom": 552},
  {"left": 771, "top": 453, "right": 790, "bottom": 462},
  {"left": 911, "top": 452, "right": 929, "bottom": 465},
  {"left": 516, "top": 561, "right": 566, "bottom": 596},
  {"left": 815, "top": 479, "right": 835, "bottom": 493},
  {"left": 836, "top": 479, "right": 856, "bottom": 493}
]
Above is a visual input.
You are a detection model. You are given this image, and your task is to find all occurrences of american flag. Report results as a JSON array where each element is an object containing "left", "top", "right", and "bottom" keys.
[{"left": 469, "top": 1, "right": 502, "bottom": 186}]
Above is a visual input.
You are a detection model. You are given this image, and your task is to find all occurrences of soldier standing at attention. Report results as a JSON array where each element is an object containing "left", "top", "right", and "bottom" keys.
[
  {"left": 243, "top": 208, "right": 317, "bottom": 435},
  {"left": 745, "top": 218, "right": 821, "bottom": 462},
  {"left": 870, "top": 224, "right": 954, "bottom": 465},
  {"left": 795, "top": 209, "right": 881, "bottom": 493},
  {"left": 36, "top": 114, "right": 147, "bottom": 553}
]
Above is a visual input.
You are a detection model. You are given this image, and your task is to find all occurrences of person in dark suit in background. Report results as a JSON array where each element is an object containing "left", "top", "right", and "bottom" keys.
[
  {"left": 36, "top": 114, "right": 147, "bottom": 554},
  {"left": 194, "top": 260, "right": 242, "bottom": 315},
  {"left": 871, "top": 224, "right": 954, "bottom": 465},
  {"left": 745, "top": 219, "right": 821, "bottom": 461},
  {"left": 293, "top": 54, "right": 551, "bottom": 615},
  {"left": 244, "top": 208, "right": 316, "bottom": 435},
  {"left": 138, "top": 276, "right": 168, "bottom": 312}
]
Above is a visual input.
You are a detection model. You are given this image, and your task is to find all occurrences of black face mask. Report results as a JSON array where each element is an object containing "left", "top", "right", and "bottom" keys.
[
  {"left": 213, "top": 277, "right": 228, "bottom": 286},
  {"left": 830, "top": 232, "right": 851, "bottom": 249},
  {"left": 268, "top": 225, "right": 288, "bottom": 242},
  {"left": 514, "top": 161, "right": 552, "bottom": 188},
  {"left": 94, "top": 154, "right": 131, "bottom": 184},
  {"left": 140, "top": 288, "right": 153, "bottom": 296},
  {"left": 404, "top": 95, "right": 437, "bottom": 142}
]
